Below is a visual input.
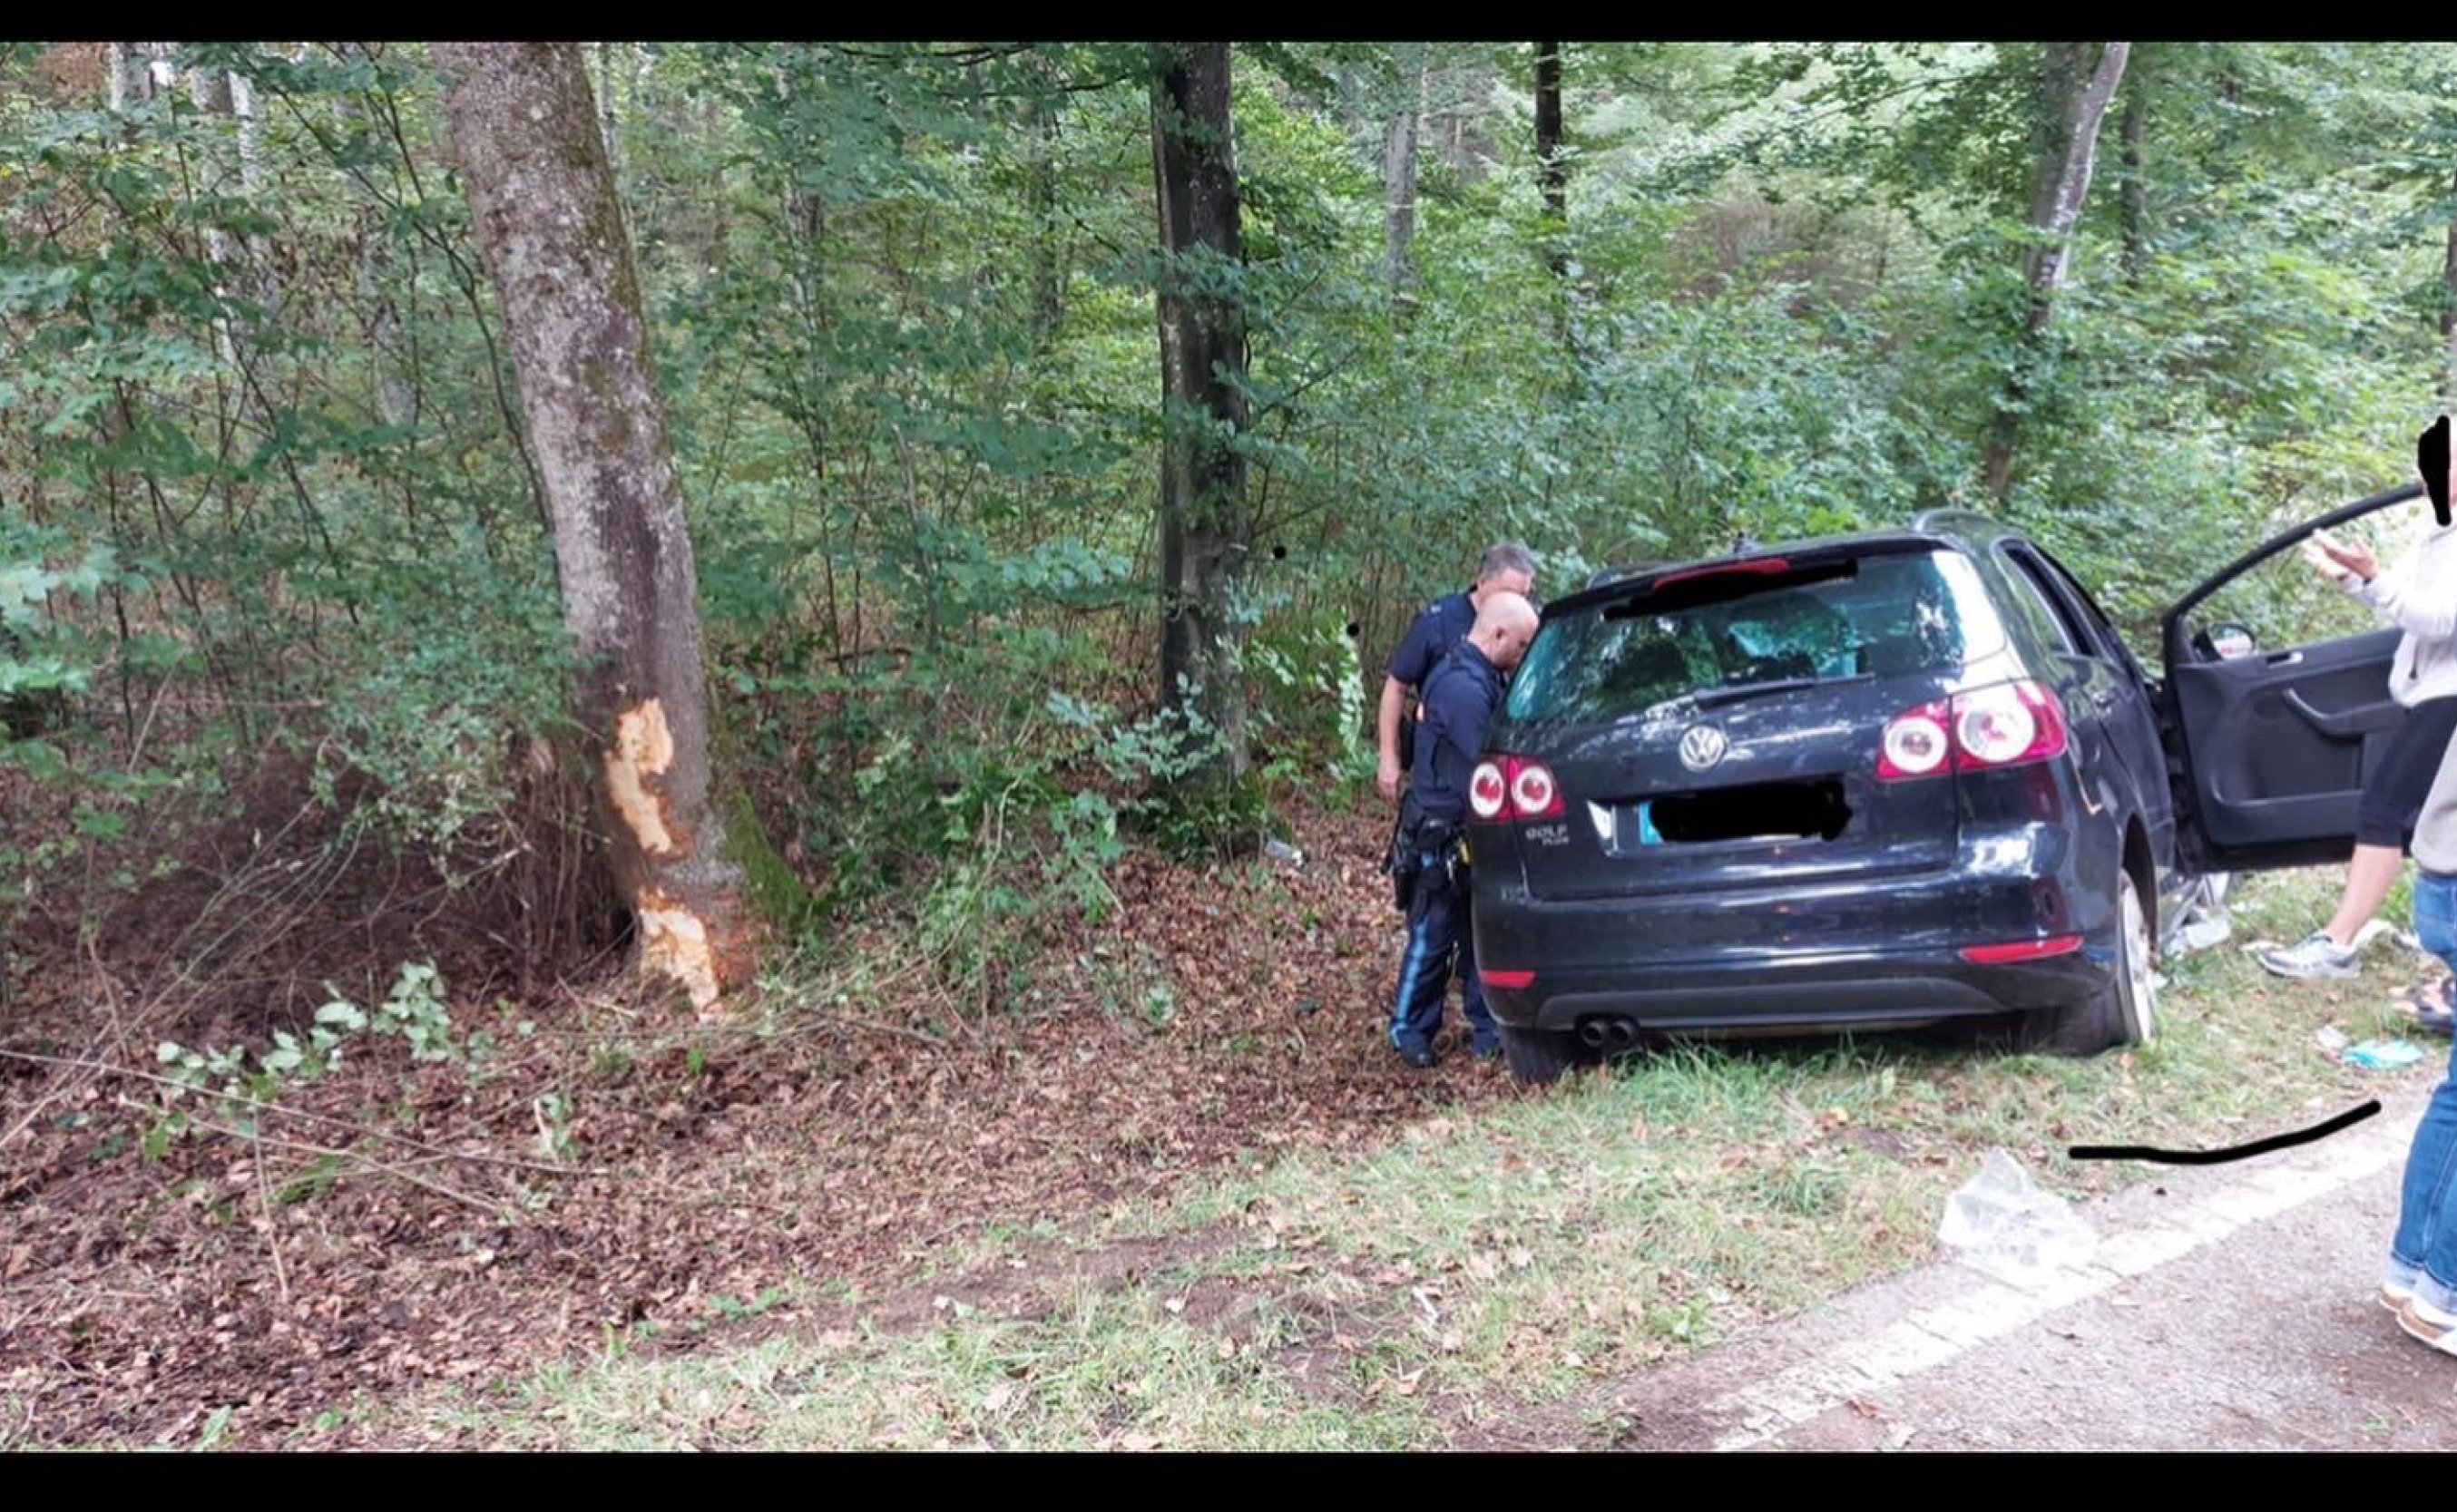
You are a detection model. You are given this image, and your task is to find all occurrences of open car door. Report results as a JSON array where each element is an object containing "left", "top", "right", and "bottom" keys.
[{"left": 2160, "top": 483, "right": 2424, "bottom": 873}]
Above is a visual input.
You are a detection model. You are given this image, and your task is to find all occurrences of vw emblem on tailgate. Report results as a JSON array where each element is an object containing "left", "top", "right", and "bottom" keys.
[{"left": 1679, "top": 723, "right": 1728, "bottom": 772}]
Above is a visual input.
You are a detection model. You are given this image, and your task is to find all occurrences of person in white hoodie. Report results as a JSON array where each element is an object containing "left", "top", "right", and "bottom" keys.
[
  {"left": 2378, "top": 699, "right": 2457, "bottom": 1349},
  {"left": 2258, "top": 502, "right": 2457, "bottom": 986}
]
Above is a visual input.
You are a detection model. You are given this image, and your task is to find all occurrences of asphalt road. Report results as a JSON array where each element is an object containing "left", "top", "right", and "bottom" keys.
[{"left": 1591, "top": 1084, "right": 2457, "bottom": 1451}]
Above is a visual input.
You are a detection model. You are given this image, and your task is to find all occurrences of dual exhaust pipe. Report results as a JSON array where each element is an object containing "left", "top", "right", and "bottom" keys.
[{"left": 1577, "top": 1017, "right": 1640, "bottom": 1051}]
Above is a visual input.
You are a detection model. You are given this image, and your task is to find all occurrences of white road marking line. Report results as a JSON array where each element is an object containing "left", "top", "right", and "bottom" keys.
[{"left": 1706, "top": 1107, "right": 2421, "bottom": 1451}]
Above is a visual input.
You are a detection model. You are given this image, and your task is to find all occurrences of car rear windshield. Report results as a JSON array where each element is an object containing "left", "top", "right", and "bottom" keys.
[{"left": 1503, "top": 548, "right": 2002, "bottom": 727}]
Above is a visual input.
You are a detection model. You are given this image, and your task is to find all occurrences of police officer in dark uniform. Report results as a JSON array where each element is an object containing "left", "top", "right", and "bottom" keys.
[
  {"left": 1376, "top": 543, "right": 1538, "bottom": 805},
  {"left": 1387, "top": 591, "right": 1541, "bottom": 1068}
]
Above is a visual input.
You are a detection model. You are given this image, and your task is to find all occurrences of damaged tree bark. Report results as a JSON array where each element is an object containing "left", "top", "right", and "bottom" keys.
[{"left": 433, "top": 43, "right": 754, "bottom": 1014}]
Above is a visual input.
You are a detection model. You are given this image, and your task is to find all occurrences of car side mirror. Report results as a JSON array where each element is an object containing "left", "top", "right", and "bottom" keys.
[{"left": 2198, "top": 620, "right": 2258, "bottom": 660}]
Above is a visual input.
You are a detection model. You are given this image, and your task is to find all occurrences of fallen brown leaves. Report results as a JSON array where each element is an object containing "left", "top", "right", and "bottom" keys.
[{"left": 0, "top": 795, "right": 1525, "bottom": 1448}]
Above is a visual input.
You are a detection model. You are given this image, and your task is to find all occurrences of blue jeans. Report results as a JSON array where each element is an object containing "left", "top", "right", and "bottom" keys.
[
  {"left": 1388, "top": 852, "right": 1496, "bottom": 1055},
  {"left": 2390, "top": 869, "right": 2457, "bottom": 1310}
]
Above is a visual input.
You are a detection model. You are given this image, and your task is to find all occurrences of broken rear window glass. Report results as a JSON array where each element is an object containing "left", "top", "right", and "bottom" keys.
[{"left": 1505, "top": 550, "right": 2002, "bottom": 727}]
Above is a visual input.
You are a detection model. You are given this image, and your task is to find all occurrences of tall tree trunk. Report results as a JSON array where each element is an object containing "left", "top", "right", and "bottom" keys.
[
  {"left": 1534, "top": 40, "right": 1578, "bottom": 366},
  {"left": 228, "top": 65, "right": 279, "bottom": 322},
  {"left": 185, "top": 67, "right": 243, "bottom": 367},
  {"left": 432, "top": 42, "right": 753, "bottom": 1015},
  {"left": 360, "top": 239, "right": 416, "bottom": 430},
  {"left": 105, "top": 43, "right": 132, "bottom": 112},
  {"left": 330, "top": 45, "right": 415, "bottom": 429},
  {"left": 2442, "top": 163, "right": 2457, "bottom": 412},
  {"left": 1333, "top": 63, "right": 1366, "bottom": 155},
  {"left": 187, "top": 68, "right": 236, "bottom": 268},
  {"left": 1534, "top": 41, "right": 1567, "bottom": 278},
  {"left": 592, "top": 42, "right": 623, "bottom": 180},
  {"left": 230, "top": 68, "right": 264, "bottom": 190},
  {"left": 770, "top": 57, "right": 833, "bottom": 533},
  {"left": 1982, "top": 42, "right": 2130, "bottom": 502},
  {"left": 1029, "top": 87, "right": 1066, "bottom": 347},
  {"left": 1382, "top": 44, "right": 1427, "bottom": 299},
  {"left": 1150, "top": 42, "right": 1251, "bottom": 790},
  {"left": 2117, "top": 60, "right": 2148, "bottom": 286},
  {"left": 2214, "top": 59, "right": 2242, "bottom": 165},
  {"left": 2017, "top": 43, "right": 2128, "bottom": 308},
  {"left": 106, "top": 43, "right": 153, "bottom": 112}
]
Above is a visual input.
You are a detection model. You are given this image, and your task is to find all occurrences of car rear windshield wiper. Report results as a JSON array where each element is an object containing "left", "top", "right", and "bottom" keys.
[{"left": 1686, "top": 673, "right": 1873, "bottom": 709}]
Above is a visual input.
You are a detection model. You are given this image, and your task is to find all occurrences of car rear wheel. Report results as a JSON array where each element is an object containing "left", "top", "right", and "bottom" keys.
[
  {"left": 1497, "top": 1023, "right": 1597, "bottom": 1085},
  {"left": 2018, "top": 869, "right": 2158, "bottom": 1056}
]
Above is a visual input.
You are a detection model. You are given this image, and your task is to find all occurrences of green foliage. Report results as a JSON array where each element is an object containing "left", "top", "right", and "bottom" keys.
[
  {"left": 371, "top": 961, "right": 456, "bottom": 1061},
  {"left": 726, "top": 792, "right": 827, "bottom": 944},
  {"left": 5, "top": 40, "right": 2450, "bottom": 1033},
  {"left": 1249, "top": 611, "right": 1370, "bottom": 778},
  {"left": 148, "top": 961, "right": 454, "bottom": 1156},
  {"left": 709, "top": 1287, "right": 788, "bottom": 1322},
  {"left": 0, "top": 41, "right": 578, "bottom": 1001},
  {"left": 533, "top": 1090, "right": 574, "bottom": 1164},
  {"left": 1079, "top": 939, "right": 1180, "bottom": 1031}
]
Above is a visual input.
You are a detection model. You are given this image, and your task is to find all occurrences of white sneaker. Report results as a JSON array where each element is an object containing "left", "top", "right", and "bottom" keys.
[
  {"left": 2256, "top": 930, "right": 2362, "bottom": 980},
  {"left": 2397, "top": 1294, "right": 2457, "bottom": 1354}
]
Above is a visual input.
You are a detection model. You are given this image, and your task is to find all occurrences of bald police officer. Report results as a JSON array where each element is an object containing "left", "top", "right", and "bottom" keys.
[
  {"left": 1377, "top": 543, "right": 1538, "bottom": 805},
  {"left": 1387, "top": 590, "right": 1541, "bottom": 1068}
]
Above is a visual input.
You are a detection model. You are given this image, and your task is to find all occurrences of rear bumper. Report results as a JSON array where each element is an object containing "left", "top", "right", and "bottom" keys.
[
  {"left": 1473, "top": 819, "right": 2121, "bottom": 1034},
  {"left": 1477, "top": 946, "right": 2110, "bottom": 1035}
]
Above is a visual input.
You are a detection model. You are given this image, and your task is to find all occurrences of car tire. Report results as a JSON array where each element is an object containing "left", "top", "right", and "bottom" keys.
[
  {"left": 1497, "top": 1023, "right": 1595, "bottom": 1085},
  {"left": 2019, "top": 869, "right": 2158, "bottom": 1056}
]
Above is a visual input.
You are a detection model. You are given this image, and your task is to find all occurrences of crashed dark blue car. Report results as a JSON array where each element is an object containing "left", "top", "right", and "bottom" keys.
[{"left": 1468, "top": 490, "right": 2428, "bottom": 1084}]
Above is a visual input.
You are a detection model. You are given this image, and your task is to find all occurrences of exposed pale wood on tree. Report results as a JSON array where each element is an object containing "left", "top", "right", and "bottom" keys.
[{"left": 432, "top": 42, "right": 754, "bottom": 1014}]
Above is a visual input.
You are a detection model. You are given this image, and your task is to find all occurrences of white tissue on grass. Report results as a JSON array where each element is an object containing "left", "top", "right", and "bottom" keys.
[
  {"left": 1935, "top": 1147, "right": 2098, "bottom": 1289},
  {"left": 2172, "top": 873, "right": 2235, "bottom": 955}
]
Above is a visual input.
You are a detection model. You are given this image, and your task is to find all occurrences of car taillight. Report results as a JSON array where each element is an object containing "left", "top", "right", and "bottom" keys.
[
  {"left": 1470, "top": 756, "right": 1564, "bottom": 821},
  {"left": 1955, "top": 682, "right": 2064, "bottom": 766},
  {"left": 1469, "top": 760, "right": 1509, "bottom": 820},
  {"left": 1877, "top": 679, "right": 2068, "bottom": 782},
  {"left": 1877, "top": 701, "right": 1952, "bottom": 780},
  {"left": 1508, "top": 756, "right": 1563, "bottom": 819}
]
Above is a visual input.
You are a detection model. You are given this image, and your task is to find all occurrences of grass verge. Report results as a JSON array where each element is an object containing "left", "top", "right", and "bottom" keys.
[{"left": 373, "top": 868, "right": 2448, "bottom": 1449}]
